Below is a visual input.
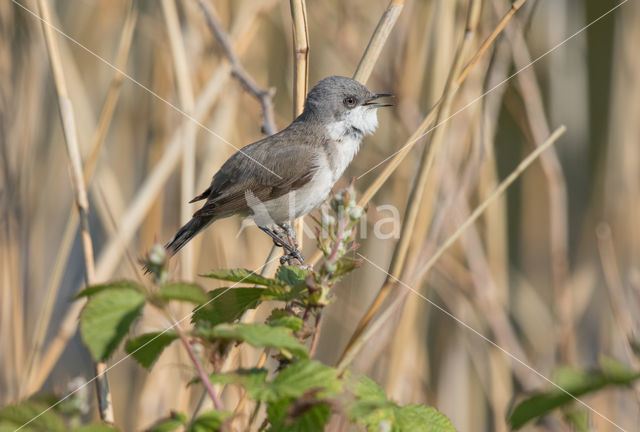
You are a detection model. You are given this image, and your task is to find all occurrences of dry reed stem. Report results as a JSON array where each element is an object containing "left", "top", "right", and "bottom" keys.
[
  {"left": 307, "top": 0, "right": 528, "bottom": 267},
  {"left": 22, "top": 7, "right": 138, "bottom": 397},
  {"left": 352, "top": 0, "right": 404, "bottom": 84},
  {"left": 338, "top": 0, "right": 482, "bottom": 364},
  {"left": 32, "top": 5, "right": 273, "bottom": 394},
  {"left": 495, "top": 0, "right": 572, "bottom": 362},
  {"left": 162, "top": 0, "right": 197, "bottom": 282},
  {"left": 197, "top": 0, "right": 276, "bottom": 136},
  {"left": 338, "top": 125, "right": 567, "bottom": 373},
  {"left": 290, "top": 0, "right": 309, "bottom": 247},
  {"left": 36, "top": 0, "right": 114, "bottom": 422}
]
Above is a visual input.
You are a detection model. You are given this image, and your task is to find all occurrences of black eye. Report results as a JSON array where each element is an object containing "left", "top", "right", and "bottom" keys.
[{"left": 343, "top": 96, "right": 357, "bottom": 108}]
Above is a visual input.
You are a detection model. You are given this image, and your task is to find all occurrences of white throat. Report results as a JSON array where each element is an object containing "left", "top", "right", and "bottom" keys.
[
  {"left": 325, "top": 106, "right": 379, "bottom": 142},
  {"left": 324, "top": 106, "right": 379, "bottom": 183}
]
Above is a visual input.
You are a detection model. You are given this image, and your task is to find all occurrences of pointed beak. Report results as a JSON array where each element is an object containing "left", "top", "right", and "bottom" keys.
[{"left": 363, "top": 93, "right": 394, "bottom": 108}]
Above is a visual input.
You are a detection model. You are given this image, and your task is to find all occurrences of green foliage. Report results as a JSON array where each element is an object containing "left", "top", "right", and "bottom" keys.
[
  {"left": 156, "top": 283, "right": 207, "bottom": 305},
  {"left": 200, "top": 268, "right": 284, "bottom": 287},
  {"left": 186, "top": 410, "right": 231, "bottom": 432},
  {"left": 348, "top": 375, "right": 455, "bottom": 432},
  {"left": 205, "top": 323, "right": 308, "bottom": 359},
  {"left": 268, "top": 309, "right": 304, "bottom": 331},
  {"left": 0, "top": 401, "right": 65, "bottom": 432},
  {"left": 267, "top": 399, "right": 331, "bottom": 432},
  {"left": 145, "top": 412, "right": 187, "bottom": 432},
  {"left": 73, "top": 280, "right": 144, "bottom": 299},
  {"left": 125, "top": 331, "right": 178, "bottom": 369},
  {"left": 0, "top": 401, "right": 118, "bottom": 432},
  {"left": 192, "top": 287, "right": 263, "bottom": 327},
  {"left": 80, "top": 287, "right": 145, "bottom": 361},
  {"left": 509, "top": 356, "right": 640, "bottom": 429},
  {"left": 275, "top": 265, "right": 309, "bottom": 286}
]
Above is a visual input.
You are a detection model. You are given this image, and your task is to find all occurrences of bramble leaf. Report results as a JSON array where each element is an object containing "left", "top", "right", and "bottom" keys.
[
  {"left": 208, "top": 323, "right": 308, "bottom": 359},
  {"left": 268, "top": 309, "right": 303, "bottom": 331},
  {"left": 145, "top": 412, "right": 187, "bottom": 432},
  {"left": 156, "top": 283, "right": 207, "bottom": 305},
  {"left": 276, "top": 266, "right": 309, "bottom": 286},
  {"left": 509, "top": 357, "right": 640, "bottom": 429},
  {"left": 0, "top": 401, "right": 65, "bottom": 431},
  {"left": 192, "top": 288, "right": 263, "bottom": 327},
  {"left": 200, "top": 268, "right": 283, "bottom": 287},
  {"left": 73, "top": 280, "right": 144, "bottom": 299},
  {"left": 80, "top": 288, "right": 145, "bottom": 361},
  {"left": 186, "top": 410, "right": 231, "bottom": 432},
  {"left": 125, "top": 331, "right": 178, "bottom": 369}
]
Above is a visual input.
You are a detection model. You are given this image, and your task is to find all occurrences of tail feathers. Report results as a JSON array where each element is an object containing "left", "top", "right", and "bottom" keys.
[{"left": 165, "top": 216, "right": 214, "bottom": 258}]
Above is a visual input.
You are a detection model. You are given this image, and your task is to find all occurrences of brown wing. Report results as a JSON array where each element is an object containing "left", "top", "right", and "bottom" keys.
[{"left": 192, "top": 126, "right": 320, "bottom": 218}]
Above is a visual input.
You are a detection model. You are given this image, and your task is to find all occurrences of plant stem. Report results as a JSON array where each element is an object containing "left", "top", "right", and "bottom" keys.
[{"left": 173, "top": 319, "right": 224, "bottom": 411}]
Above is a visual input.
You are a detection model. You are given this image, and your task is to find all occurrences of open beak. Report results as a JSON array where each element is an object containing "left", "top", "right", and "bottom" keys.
[{"left": 363, "top": 93, "right": 394, "bottom": 108}]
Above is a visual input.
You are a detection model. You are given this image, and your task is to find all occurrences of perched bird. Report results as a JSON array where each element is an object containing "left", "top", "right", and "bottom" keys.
[{"left": 163, "top": 75, "right": 391, "bottom": 263}]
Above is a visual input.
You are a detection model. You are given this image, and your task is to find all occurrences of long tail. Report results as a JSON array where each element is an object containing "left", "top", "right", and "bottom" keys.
[{"left": 165, "top": 215, "right": 215, "bottom": 258}]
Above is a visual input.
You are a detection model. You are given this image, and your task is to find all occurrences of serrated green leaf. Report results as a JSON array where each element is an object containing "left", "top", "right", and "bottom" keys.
[
  {"left": 509, "top": 359, "right": 640, "bottom": 430},
  {"left": 80, "top": 288, "right": 146, "bottom": 361},
  {"left": 268, "top": 309, "right": 303, "bottom": 331},
  {"left": 395, "top": 405, "right": 455, "bottom": 432},
  {"left": 73, "top": 280, "right": 144, "bottom": 299},
  {"left": 0, "top": 401, "right": 65, "bottom": 432},
  {"left": 267, "top": 399, "right": 331, "bottom": 432},
  {"left": 145, "top": 412, "right": 187, "bottom": 432},
  {"left": 72, "top": 424, "right": 120, "bottom": 432},
  {"left": 207, "top": 369, "right": 269, "bottom": 400},
  {"left": 125, "top": 331, "right": 178, "bottom": 369},
  {"left": 263, "top": 284, "right": 307, "bottom": 302},
  {"left": 270, "top": 360, "right": 341, "bottom": 399},
  {"left": 157, "top": 283, "right": 207, "bottom": 305},
  {"left": 192, "top": 287, "right": 263, "bottom": 327},
  {"left": 347, "top": 375, "right": 395, "bottom": 428},
  {"left": 200, "top": 268, "right": 283, "bottom": 286},
  {"left": 209, "top": 323, "right": 308, "bottom": 359},
  {"left": 187, "top": 410, "right": 231, "bottom": 432},
  {"left": 276, "top": 266, "right": 309, "bottom": 286}
]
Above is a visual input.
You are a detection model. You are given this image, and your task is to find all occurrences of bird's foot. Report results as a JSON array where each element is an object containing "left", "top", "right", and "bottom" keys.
[{"left": 259, "top": 225, "right": 304, "bottom": 265}]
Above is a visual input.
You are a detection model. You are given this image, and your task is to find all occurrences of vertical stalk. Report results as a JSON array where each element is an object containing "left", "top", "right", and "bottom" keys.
[
  {"left": 290, "top": 0, "right": 309, "bottom": 246},
  {"left": 36, "top": 0, "right": 114, "bottom": 423}
]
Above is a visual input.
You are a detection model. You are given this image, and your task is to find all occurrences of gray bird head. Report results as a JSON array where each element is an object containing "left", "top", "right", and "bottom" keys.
[{"left": 303, "top": 76, "right": 392, "bottom": 140}]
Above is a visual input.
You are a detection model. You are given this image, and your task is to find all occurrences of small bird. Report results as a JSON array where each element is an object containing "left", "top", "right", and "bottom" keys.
[{"left": 163, "top": 76, "right": 391, "bottom": 264}]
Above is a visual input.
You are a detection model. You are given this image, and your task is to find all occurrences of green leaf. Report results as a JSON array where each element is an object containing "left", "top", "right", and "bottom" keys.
[
  {"left": 395, "top": 405, "right": 456, "bottom": 432},
  {"left": 192, "top": 288, "right": 263, "bottom": 327},
  {"left": 263, "top": 284, "right": 307, "bottom": 302},
  {"left": 270, "top": 360, "right": 341, "bottom": 400},
  {"left": 0, "top": 401, "right": 65, "bottom": 432},
  {"left": 347, "top": 375, "right": 395, "bottom": 428},
  {"left": 268, "top": 309, "right": 303, "bottom": 332},
  {"left": 200, "top": 268, "right": 283, "bottom": 287},
  {"left": 186, "top": 410, "right": 231, "bottom": 432},
  {"left": 207, "top": 369, "right": 269, "bottom": 400},
  {"left": 80, "top": 288, "right": 146, "bottom": 361},
  {"left": 157, "top": 283, "right": 207, "bottom": 305},
  {"left": 145, "top": 412, "right": 187, "bottom": 432},
  {"left": 509, "top": 358, "right": 640, "bottom": 430},
  {"left": 125, "top": 331, "right": 178, "bottom": 369},
  {"left": 209, "top": 323, "right": 308, "bottom": 359},
  {"left": 73, "top": 280, "right": 144, "bottom": 299},
  {"left": 267, "top": 399, "right": 331, "bottom": 432},
  {"left": 276, "top": 266, "right": 309, "bottom": 286},
  {"left": 72, "top": 424, "right": 120, "bottom": 432}
]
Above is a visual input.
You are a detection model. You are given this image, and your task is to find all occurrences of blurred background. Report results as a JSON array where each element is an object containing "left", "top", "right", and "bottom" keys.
[{"left": 1, "top": 0, "right": 639, "bottom": 430}]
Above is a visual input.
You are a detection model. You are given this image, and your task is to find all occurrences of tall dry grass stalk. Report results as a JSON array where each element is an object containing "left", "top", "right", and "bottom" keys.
[{"left": 35, "top": 0, "right": 114, "bottom": 422}]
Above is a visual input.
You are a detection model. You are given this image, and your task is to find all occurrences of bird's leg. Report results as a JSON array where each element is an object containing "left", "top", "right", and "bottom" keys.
[
  {"left": 277, "top": 222, "right": 304, "bottom": 264},
  {"left": 278, "top": 223, "right": 298, "bottom": 249},
  {"left": 258, "top": 225, "right": 304, "bottom": 264}
]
